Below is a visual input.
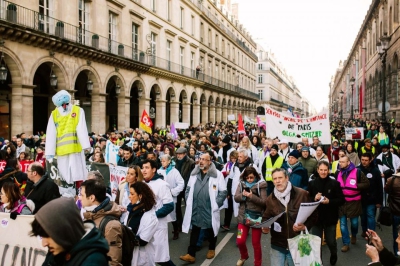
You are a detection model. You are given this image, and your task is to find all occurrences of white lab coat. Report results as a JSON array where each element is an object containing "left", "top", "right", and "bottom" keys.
[
  {"left": 157, "top": 167, "right": 184, "bottom": 221},
  {"left": 376, "top": 152, "right": 400, "bottom": 174},
  {"left": 147, "top": 177, "right": 174, "bottom": 263},
  {"left": 217, "top": 146, "right": 236, "bottom": 164},
  {"left": 46, "top": 104, "right": 90, "bottom": 184},
  {"left": 182, "top": 169, "right": 227, "bottom": 237},
  {"left": 131, "top": 209, "right": 159, "bottom": 266},
  {"left": 222, "top": 163, "right": 240, "bottom": 217}
]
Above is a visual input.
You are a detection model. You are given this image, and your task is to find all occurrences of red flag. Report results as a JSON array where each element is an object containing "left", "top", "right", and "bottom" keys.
[
  {"left": 139, "top": 110, "right": 153, "bottom": 133},
  {"left": 238, "top": 113, "right": 246, "bottom": 134}
]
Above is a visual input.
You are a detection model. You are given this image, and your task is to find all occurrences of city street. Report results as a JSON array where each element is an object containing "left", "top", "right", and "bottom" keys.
[{"left": 168, "top": 211, "right": 394, "bottom": 266}]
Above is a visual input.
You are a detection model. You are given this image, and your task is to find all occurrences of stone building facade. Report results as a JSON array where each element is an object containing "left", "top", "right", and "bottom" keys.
[
  {"left": 0, "top": 0, "right": 259, "bottom": 138},
  {"left": 329, "top": 0, "right": 400, "bottom": 121}
]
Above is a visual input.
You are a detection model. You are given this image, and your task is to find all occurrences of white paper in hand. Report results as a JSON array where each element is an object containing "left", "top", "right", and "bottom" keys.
[
  {"left": 274, "top": 222, "right": 282, "bottom": 232},
  {"left": 295, "top": 197, "right": 324, "bottom": 225}
]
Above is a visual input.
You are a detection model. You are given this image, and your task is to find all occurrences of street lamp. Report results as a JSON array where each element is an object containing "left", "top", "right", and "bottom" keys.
[
  {"left": 340, "top": 90, "right": 344, "bottom": 120},
  {"left": 350, "top": 77, "right": 355, "bottom": 120},
  {"left": 377, "top": 32, "right": 391, "bottom": 123},
  {"left": 0, "top": 40, "right": 7, "bottom": 83}
]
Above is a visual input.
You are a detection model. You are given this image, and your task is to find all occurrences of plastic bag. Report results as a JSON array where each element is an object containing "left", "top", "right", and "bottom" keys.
[{"left": 287, "top": 227, "right": 322, "bottom": 266}]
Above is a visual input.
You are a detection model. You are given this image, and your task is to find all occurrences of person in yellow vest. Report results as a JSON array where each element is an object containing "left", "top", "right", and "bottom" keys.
[
  {"left": 331, "top": 149, "right": 346, "bottom": 174},
  {"left": 261, "top": 144, "right": 284, "bottom": 196},
  {"left": 45, "top": 90, "right": 90, "bottom": 193},
  {"left": 359, "top": 138, "right": 376, "bottom": 158},
  {"left": 374, "top": 126, "right": 389, "bottom": 146}
]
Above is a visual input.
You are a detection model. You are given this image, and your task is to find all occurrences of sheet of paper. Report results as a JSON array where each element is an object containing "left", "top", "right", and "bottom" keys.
[
  {"left": 252, "top": 211, "right": 285, "bottom": 228},
  {"left": 295, "top": 197, "right": 324, "bottom": 225},
  {"left": 273, "top": 222, "right": 282, "bottom": 232}
]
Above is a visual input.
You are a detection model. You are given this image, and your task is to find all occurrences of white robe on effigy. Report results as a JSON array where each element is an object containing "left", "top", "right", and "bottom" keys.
[{"left": 46, "top": 104, "right": 90, "bottom": 188}]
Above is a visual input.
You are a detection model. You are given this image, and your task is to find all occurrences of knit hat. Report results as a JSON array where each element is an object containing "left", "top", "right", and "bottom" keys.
[
  {"left": 301, "top": 146, "right": 310, "bottom": 152},
  {"left": 288, "top": 150, "right": 300, "bottom": 159},
  {"left": 222, "top": 135, "right": 231, "bottom": 144},
  {"left": 271, "top": 144, "right": 279, "bottom": 151},
  {"left": 35, "top": 198, "right": 85, "bottom": 251}
]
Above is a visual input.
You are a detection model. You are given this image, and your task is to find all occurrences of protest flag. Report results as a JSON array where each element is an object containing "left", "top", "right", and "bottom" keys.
[
  {"left": 256, "top": 115, "right": 266, "bottom": 129},
  {"left": 238, "top": 113, "right": 246, "bottom": 134},
  {"left": 139, "top": 110, "right": 153, "bottom": 134},
  {"left": 170, "top": 122, "right": 178, "bottom": 140}
]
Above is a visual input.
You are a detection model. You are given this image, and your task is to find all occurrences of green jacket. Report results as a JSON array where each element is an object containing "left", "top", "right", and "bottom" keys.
[
  {"left": 42, "top": 221, "right": 109, "bottom": 266},
  {"left": 299, "top": 156, "right": 318, "bottom": 178}
]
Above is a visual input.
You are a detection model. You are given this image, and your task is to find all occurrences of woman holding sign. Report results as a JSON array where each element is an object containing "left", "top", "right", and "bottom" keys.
[
  {"left": 308, "top": 161, "right": 345, "bottom": 265},
  {"left": 234, "top": 166, "right": 267, "bottom": 266}
]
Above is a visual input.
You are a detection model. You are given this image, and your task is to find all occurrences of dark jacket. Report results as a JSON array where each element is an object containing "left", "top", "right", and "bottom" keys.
[
  {"left": 385, "top": 176, "right": 400, "bottom": 216},
  {"left": 282, "top": 162, "right": 309, "bottom": 190},
  {"left": 308, "top": 174, "right": 345, "bottom": 226},
  {"left": 117, "top": 155, "right": 135, "bottom": 167},
  {"left": 24, "top": 174, "right": 61, "bottom": 214},
  {"left": 176, "top": 155, "right": 195, "bottom": 186},
  {"left": 298, "top": 156, "right": 317, "bottom": 178},
  {"left": 234, "top": 180, "right": 268, "bottom": 223},
  {"left": 263, "top": 185, "right": 317, "bottom": 250},
  {"left": 368, "top": 247, "right": 400, "bottom": 266},
  {"left": 357, "top": 164, "right": 383, "bottom": 206},
  {"left": 42, "top": 221, "right": 109, "bottom": 266}
]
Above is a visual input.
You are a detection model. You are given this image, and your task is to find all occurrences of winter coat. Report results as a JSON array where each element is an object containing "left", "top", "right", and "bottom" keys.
[
  {"left": 42, "top": 221, "right": 109, "bottom": 266},
  {"left": 298, "top": 156, "right": 317, "bottom": 178},
  {"left": 263, "top": 185, "right": 317, "bottom": 249},
  {"left": 376, "top": 153, "right": 400, "bottom": 175},
  {"left": 83, "top": 200, "right": 122, "bottom": 266},
  {"left": 177, "top": 156, "right": 195, "bottom": 186},
  {"left": 24, "top": 174, "right": 61, "bottom": 214},
  {"left": 357, "top": 164, "right": 383, "bottom": 206},
  {"left": 183, "top": 163, "right": 227, "bottom": 236},
  {"left": 117, "top": 155, "right": 135, "bottom": 167},
  {"left": 346, "top": 151, "right": 361, "bottom": 166},
  {"left": 0, "top": 196, "right": 33, "bottom": 215},
  {"left": 369, "top": 247, "right": 400, "bottom": 266},
  {"left": 282, "top": 162, "right": 309, "bottom": 190},
  {"left": 307, "top": 175, "right": 345, "bottom": 226},
  {"left": 234, "top": 180, "right": 267, "bottom": 224},
  {"left": 385, "top": 176, "right": 400, "bottom": 216}
]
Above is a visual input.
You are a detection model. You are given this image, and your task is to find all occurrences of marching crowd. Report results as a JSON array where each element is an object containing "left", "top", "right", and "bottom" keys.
[{"left": 3, "top": 119, "right": 400, "bottom": 265}]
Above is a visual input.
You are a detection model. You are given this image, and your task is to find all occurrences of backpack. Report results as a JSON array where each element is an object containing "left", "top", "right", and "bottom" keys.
[{"left": 99, "top": 215, "right": 137, "bottom": 266}]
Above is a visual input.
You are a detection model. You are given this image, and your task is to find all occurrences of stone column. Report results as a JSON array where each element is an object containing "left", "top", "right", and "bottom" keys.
[
  {"left": 215, "top": 105, "right": 222, "bottom": 123},
  {"left": 192, "top": 103, "right": 201, "bottom": 126},
  {"left": 182, "top": 103, "right": 191, "bottom": 124},
  {"left": 139, "top": 97, "right": 150, "bottom": 116},
  {"left": 91, "top": 92, "right": 107, "bottom": 134},
  {"left": 156, "top": 100, "right": 167, "bottom": 128},
  {"left": 117, "top": 95, "right": 126, "bottom": 131},
  {"left": 124, "top": 96, "right": 131, "bottom": 130},
  {"left": 201, "top": 104, "right": 209, "bottom": 124},
  {"left": 222, "top": 106, "right": 228, "bottom": 123},
  {"left": 11, "top": 84, "right": 34, "bottom": 135},
  {"left": 170, "top": 102, "right": 180, "bottom": 123},
  {"left": 209, "top": 105, "right": 216, "bottom": 123}
]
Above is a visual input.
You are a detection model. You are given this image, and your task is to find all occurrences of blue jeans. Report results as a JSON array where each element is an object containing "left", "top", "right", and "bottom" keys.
[
  {"left": 361, "top": 204, "right": 376, "bottom": 232},
  {"left": 340, "top": 215, "right": 359, "bottom": 245},
  {"left": 392, "top": 215, "right": 400, "bottom": 254},
  {"left": 270, "top": 247, "right": 294, "bottom": 266}
]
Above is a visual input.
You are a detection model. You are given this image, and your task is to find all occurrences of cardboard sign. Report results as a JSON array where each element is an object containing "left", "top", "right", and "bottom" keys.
[
  {"left": 345, "top": 127, "right": 364, "bottom": 140},
  {"left": 0, "top": 213, "right": 47, "bottom": 265},
  {"left": 264, "top": 105, "right": 331, "bottom": 144}
]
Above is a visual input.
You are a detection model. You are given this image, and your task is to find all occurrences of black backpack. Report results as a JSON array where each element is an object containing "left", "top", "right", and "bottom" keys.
[{"left": 99, "top": 215, "right": 138, "bottom": 266}]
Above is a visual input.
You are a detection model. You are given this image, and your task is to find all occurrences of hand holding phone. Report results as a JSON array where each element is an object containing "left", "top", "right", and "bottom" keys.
[{"left": 244, "top": 187, "right": 250, "bottom": 192}]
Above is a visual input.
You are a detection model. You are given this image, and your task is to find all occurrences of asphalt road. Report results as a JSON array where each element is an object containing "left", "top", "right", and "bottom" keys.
[{"left": 168, "top": 215, "right": 395, "bottom": 266}]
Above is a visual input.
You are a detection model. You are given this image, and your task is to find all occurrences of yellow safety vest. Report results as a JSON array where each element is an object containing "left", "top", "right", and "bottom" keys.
[
  {"left": 52, "top": 105, "right": 82, "bottom": 156},
  {"left": 361, "top": 146, "right": 375, "bottom": 155},
  {"left": 265, "top": 156, "right": 284, "bottom": 181},
  {"left": 331, "top": 160, "right": 339, "bottom": 174}
]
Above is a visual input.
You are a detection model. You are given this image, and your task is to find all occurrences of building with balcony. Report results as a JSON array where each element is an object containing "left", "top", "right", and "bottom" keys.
[
  {"left": 329, "top": 0, "right": 400, "bottom": 122},
  {"left": 0, "top": 0, "right": 259, "bottom": 138},
  {"left": 255, "top": 44, "right": 310, "bottom": 117}
]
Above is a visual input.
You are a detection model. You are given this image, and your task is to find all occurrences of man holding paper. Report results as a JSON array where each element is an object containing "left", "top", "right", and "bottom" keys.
[
  {"left": 308, "top": 161, "right": 345, "bottom": 265},
  {"left": 262, "top": 168, "right": 317, "bottom": 266}
]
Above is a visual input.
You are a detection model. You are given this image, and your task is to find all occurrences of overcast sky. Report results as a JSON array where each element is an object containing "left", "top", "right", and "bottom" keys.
[{"left": 234, "top": 0, "right": 372, "bottom": 111}]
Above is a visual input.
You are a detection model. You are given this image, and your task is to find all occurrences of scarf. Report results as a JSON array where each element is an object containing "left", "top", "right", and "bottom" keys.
[
  {"left": 127, "top": 203, "right": 145, "bottom": 234},
  {"left": 288, "top": 161, "right": 300, "bottom": 169},
  {"left": 273, "top": 181, "right": 292, "bottom": 207},
  {"left": 340, "top": 162, "right": 356, "bottom": 177},
  {"left": 245, "top": 180, "right": 257, "bottom": 189},
  {"left": 175, "top": 155, "right": 187, "bottom": 172}
]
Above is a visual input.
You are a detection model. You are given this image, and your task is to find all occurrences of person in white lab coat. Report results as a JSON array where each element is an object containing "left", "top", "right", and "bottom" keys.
[
  {"left": 127, "top": 181, "right": 158, "bottom": 266},
  {"left": 157, "top": 154, "right": 184, "bottom": 240},
  {"left": 180, "top": 151, "right": 227, "bottom": 263},
  {"left": 45, "top": 90, "right": 90, "bottom": 197},
  {"left": 141, "top": 159, "right": 175, "bottom": 266}
]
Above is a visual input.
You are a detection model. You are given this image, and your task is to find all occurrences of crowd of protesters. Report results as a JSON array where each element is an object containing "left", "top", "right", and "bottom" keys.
[{"left": 2, "top": 119, "right": 400, "bottom": 265}]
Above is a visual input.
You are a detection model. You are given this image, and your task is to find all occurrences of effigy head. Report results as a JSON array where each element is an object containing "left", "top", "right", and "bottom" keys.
[{"left": 52, "top": 90, "right": 71, "bottom": 108}]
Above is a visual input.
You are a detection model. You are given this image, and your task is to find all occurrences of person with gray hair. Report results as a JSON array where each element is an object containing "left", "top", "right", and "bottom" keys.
[
  {"left": 157, "top": 154, "right": 184, "bottom": 240},
  {"left": 87, "top": 171, "right": 104, "bottom": 182}
]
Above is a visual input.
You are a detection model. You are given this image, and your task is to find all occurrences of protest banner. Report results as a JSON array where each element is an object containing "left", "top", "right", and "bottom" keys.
[
  {"left": 0, "top": 213, "right": 47, "bottom": 265},
  {"left": 86, "top": 161, "right": 112, "bottom": 186},
  {"left": 46, "top": 159, "right": 76, "bottom": 198},
  {"left": 175, "top": 122, "right": 189, "bottom": 129},
  {"left": 264, "top": 105, "right": 331, "bottom": 144},
  {"left": 105, "top": 140, "right": 120, "bottom": 165},
  {"left": 139, "top": 110, "right": 153, "bottom": 134},
  {"left": 345, "top": 127, "right": 364, "bottom": 140},
  {"left": 109, "top": 164, "right": 128, "bottom": 201}
]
